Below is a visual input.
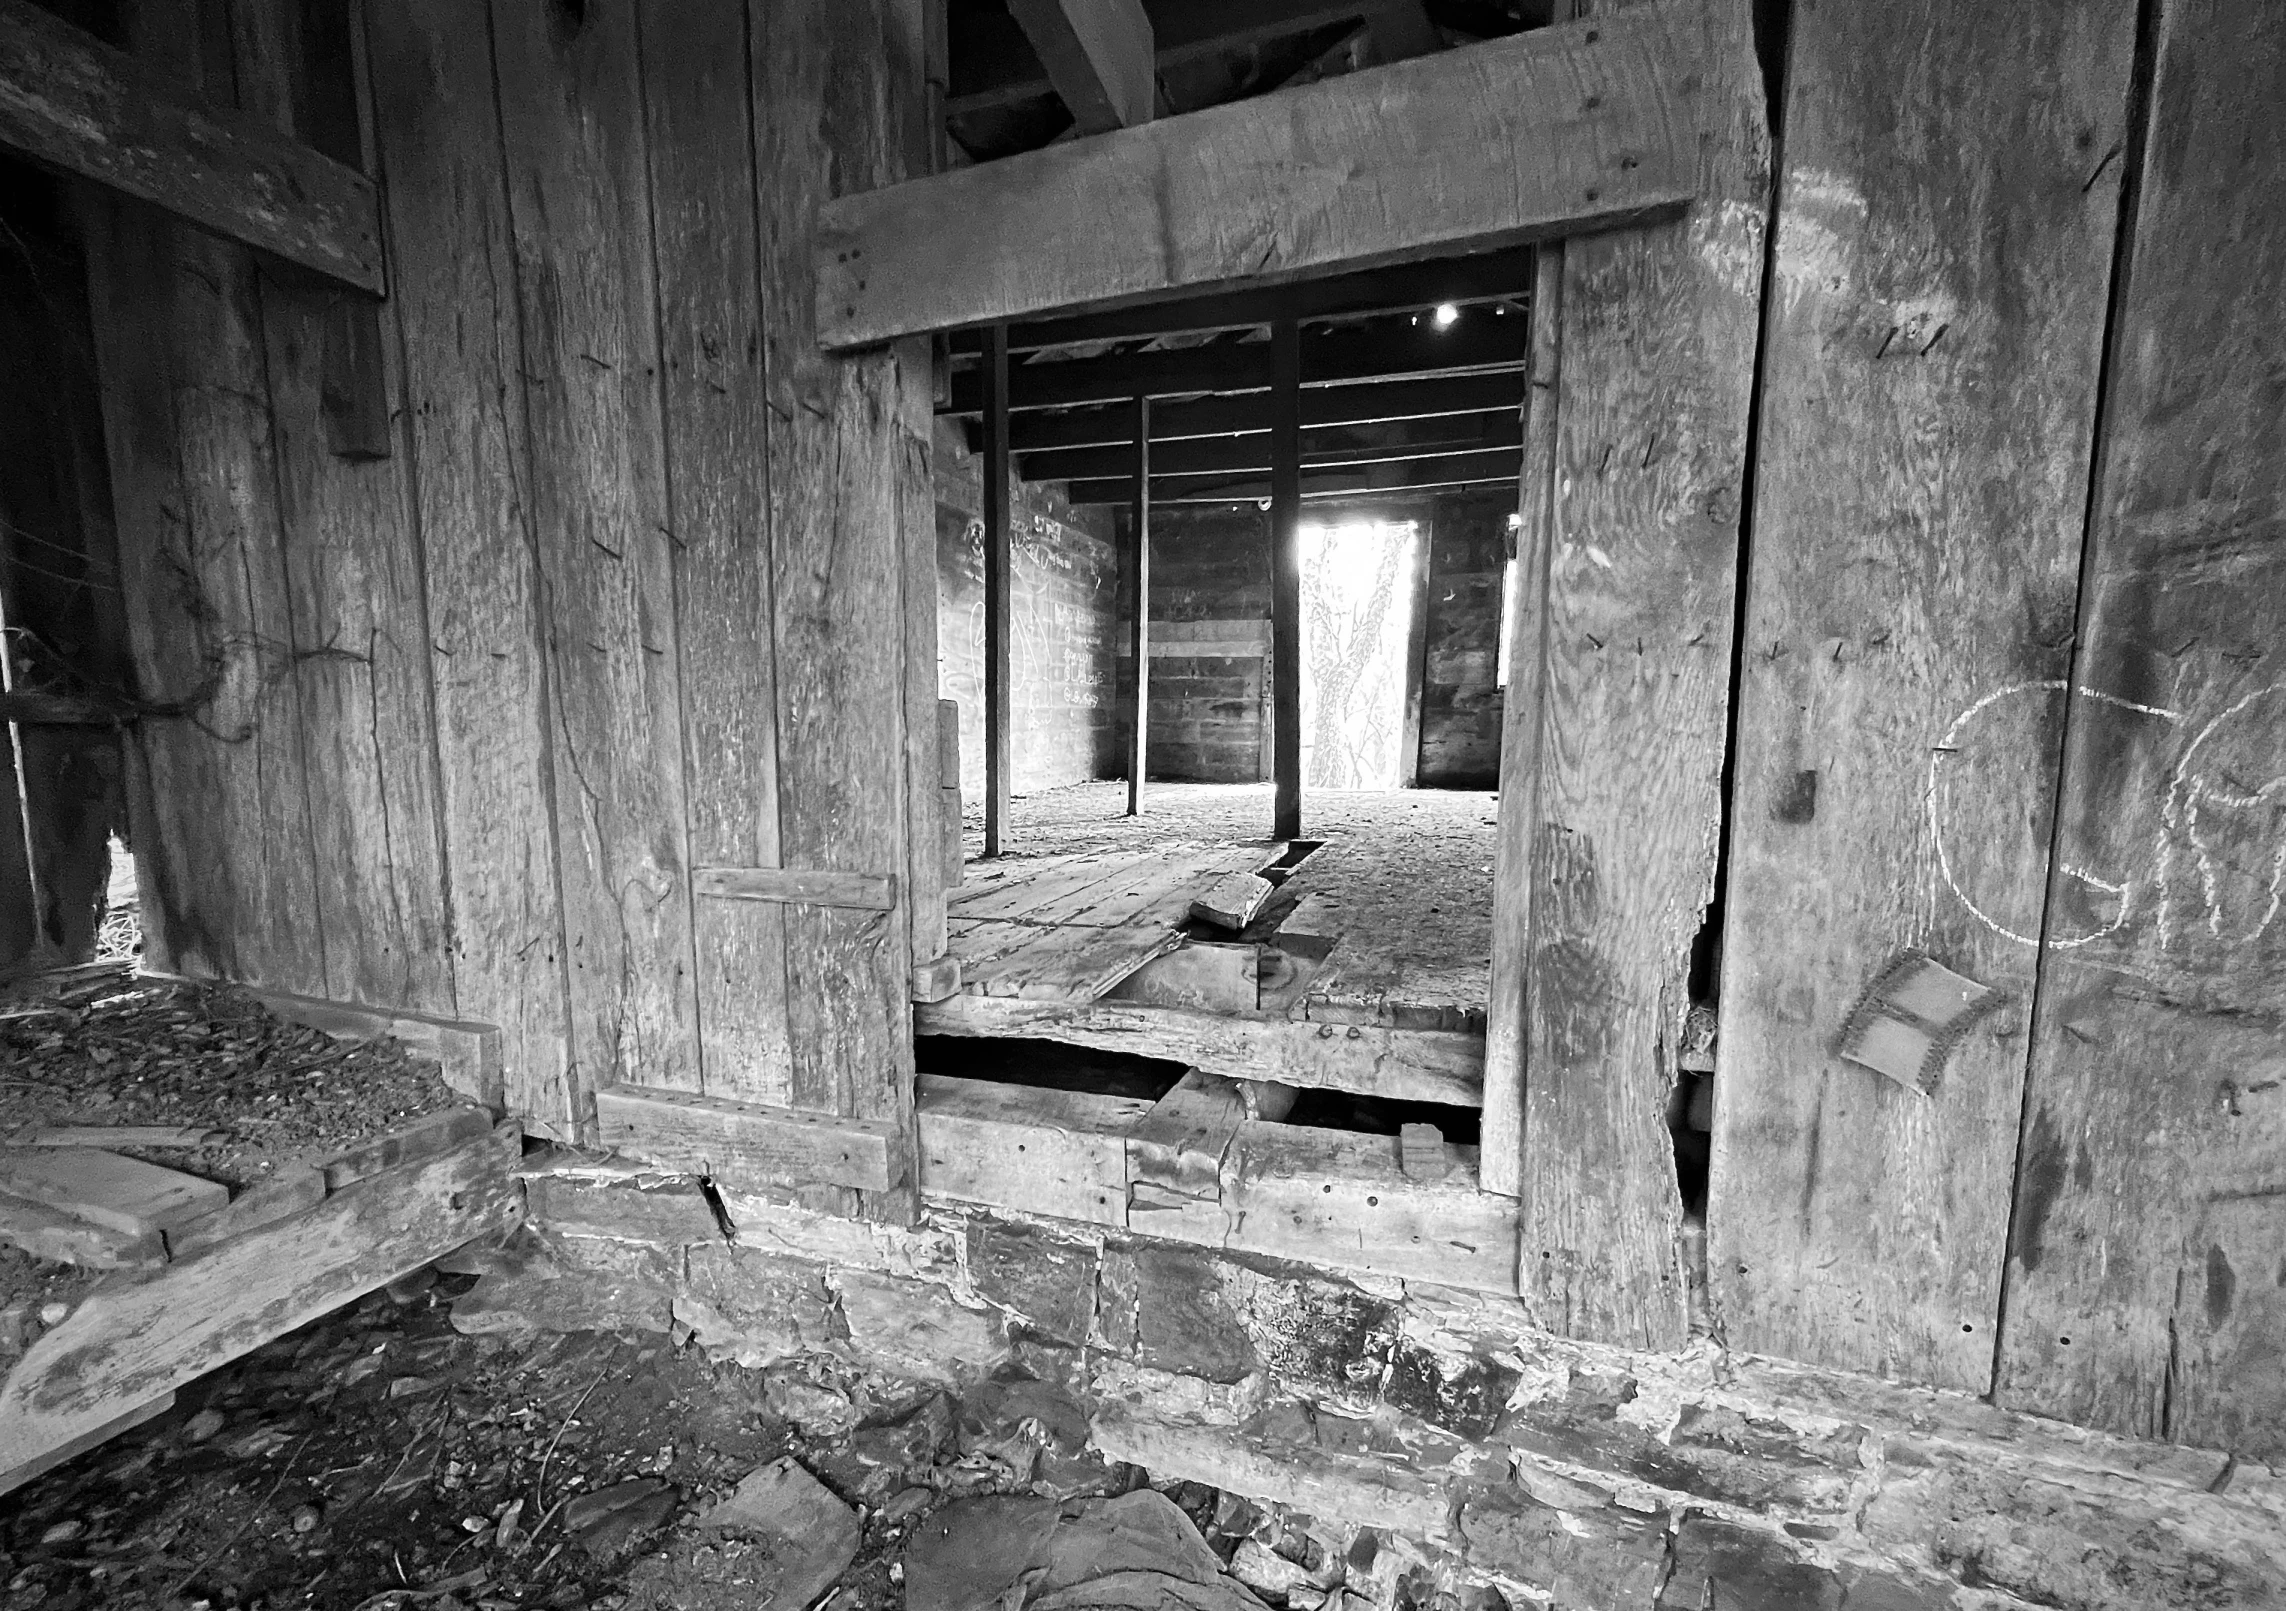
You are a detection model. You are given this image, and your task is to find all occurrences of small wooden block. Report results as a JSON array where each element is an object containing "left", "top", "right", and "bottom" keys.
[
  {"left": 1399, "top": 1123, "right": 1447, "bottom": 1182},
  {"left": 596, "top": 1084, "right": 905, "bottom": 1194},
  {"left": 912, "top": 954, "right": 963, "bottom": 1004},
  {"left": 0, "top": 1148, "right": 226, "bottom": 1239},
  {"left": 0, "top": 1191, "right": 167, "bottom": 1269},
  {"left": 311, "top": 1106, "right": 494, "bottom": 1192},
  {"left": 1190, "top": 872, "right": 1273, "bottom": 932},
  {"left": 169, "top": 1164, "right": 328, "bottom": 1258}
]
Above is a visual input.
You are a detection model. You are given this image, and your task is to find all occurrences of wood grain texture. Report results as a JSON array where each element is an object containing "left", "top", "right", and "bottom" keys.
[
  {"left": 253, "top": 987, "right": 503, "bottom": 1106},
  {"left": 0, "top": 1123, "right": 520, "bottom": 1491},
  {"left": 638, "top": 0, "right": 795, "bottom": 1108},
  {"left": 364, "top": 0, "right": 574, "bottom": 1127},
  {"left": 235, "top": 0, "right": 456, "bottom": 1018},
  {"left": 0, "top": 0, "right": 384, "bottom": 292},
  {"left": 815, "top": 1, "right": 1708, "bottom": 346},
  {"left": 595, "top": 1083, "right": 903, "bottom": 1194},
  {"left": 753, "top": 0, "right": 931, "bottom": 1219},
  {"left": 492, "top": 0, "right": 701, "bottom": 1104},
  {"left": 0, "top": 1148, "right": 223, "bottom": 1240},
  {"left": 1706, "top": 0, "right": 2136, "bottom": 1392},
  {"left": 1510, "top": 0, "right": 1765, "bottom": 1349},
  {"left": 1005, "top": 0, "right": 1156, "bottom": 133},
  {"left": 694, "top": 868, "right": 898, "bottom": 911},
  {"left": 915, "top": 1073, "right": 1147, "bottom": 1225},
  {"left": 1995, "top": 0, "right": 2286, "bottom": 1458}
]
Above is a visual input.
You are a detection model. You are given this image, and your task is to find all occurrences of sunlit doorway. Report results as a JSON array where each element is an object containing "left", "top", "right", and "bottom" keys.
[{"left": 1298, "top": 518, "right": 1419, "bottom": 790}]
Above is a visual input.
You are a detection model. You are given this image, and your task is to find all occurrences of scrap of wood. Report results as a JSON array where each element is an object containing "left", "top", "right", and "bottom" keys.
[
  {"left": 693, "top": 866, "right": 898, "bottom": 912},
  {"left": 1399, "top": 1123, "right": 1447, "bottom": 1182},
  {"left": 310, "top": 1106, "right": 494, "bottom": 1192},
  {"left": 595, "top": 1084, "right": 905, "bottom": 1195},
  {"left": 169, "top": 1165, "right": 328, "bottom": 1259},
  {"left": 0, "top": 1191, "right": 166, "bottom": 1269},
  {"left": 0, "top": 0, "right": 384, "bottom": 293},
  {"left": 253, "top": 989, "right": 504, "bottom": 1107},
  {"left": 1127, "top": 1071, "right": 1249, "bottom": 1243},
  {"left": 0, "top": 1123, "right": 522, "bottom": 1494},
  {"left": 1190, "top": 872, "right": 1273, "bottom": 932},
  {"left": 13, "top": 1125, "right": 223, "bottom": 1149},
  {"left": 915, "top": 1074, "right": 1148, "bottom": 1227},
  {"left": 912, "top": 954, "right": 963, "bottom": 1004},
  {"left": 0, "top": 1148, "right": 226, "bottom": 1240}
]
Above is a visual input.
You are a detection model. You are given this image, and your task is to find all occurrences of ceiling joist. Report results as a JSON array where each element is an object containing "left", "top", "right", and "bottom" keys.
[
  {"left": 1020, "top": 410, "right": 1522, "bottom": 482},
  {"left": 1005, "top": 0, "right": 1159, "bottom": 133},
  {"left": 993, "top": 371, "right": 1527, "bottom": 451},
  {"left": 1067, "top": 447, "right": 1524, "bottom": 506}
]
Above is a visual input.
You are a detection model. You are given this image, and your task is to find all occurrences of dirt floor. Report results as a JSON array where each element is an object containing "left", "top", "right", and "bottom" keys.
[{"left": 0, "top": 1248, "right": 1326, "bottom": 1611}]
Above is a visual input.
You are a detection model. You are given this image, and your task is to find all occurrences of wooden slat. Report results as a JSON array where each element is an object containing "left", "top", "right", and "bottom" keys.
[
  {"left": 915, "top": 1073, "right": 1148, "bottom": 1225},
  {"left": 1995, "top": 0, "right": 2286, "bottom": 1458},
  {"left": 1507, "top": 0, "right": 1765, "bottom": 1350},
  {"left": 366, "top": 0, "right": 574, "bottom": 1128},
  {"left": 917, "top": 993, "right": 1482, "bottom": 1106},
  {"left": 1006, "top": 0, "right": 1156, "bottom": 133},
  {"left": 641, "top": 0, "right": 797, "bottom": 1107},
  {"left": 1706, "top": 0, "right": 2136, "bottom": 1392},
  {"left": 0, "top": 0, "right": 383, "bottom": 293},
  {"left": 755, "top": 0, "right": 931, "bottom": 1220},
  {"left": 816, "top": 1, "right": 1712, "bottom": 347},
  {"left": 1128, "top": 394, "right": 1150, "bottom": 815},
  {"left": 965, "top": 921, "right": 1185, "bottom": 1002},
  {"left": 1001, "top": 372, "right": 1525, "bottom": 451},
  {"left": 0, "top": 1123, "right": 521, "bottom": 1495},
  {"left": 983, "top": 323, "right": 1013, "bottom": 856},
  {"left": 595, "top": 1084, "right": 903, "bottom": 1194},
  {"left": 695, "top": 868, "right": 899, "bottom": 912},
  {"left": 253, "top": 988, "right": 502, "bottom": 1106},
  {"left": 1270, "top": 315, "right": 1303, "bottom": 842},
  {"left": 492, "top": 0, "right": 702, "bottom": 1103}
]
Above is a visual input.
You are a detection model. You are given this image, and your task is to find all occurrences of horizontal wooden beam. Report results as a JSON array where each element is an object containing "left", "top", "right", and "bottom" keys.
[
  {"left": 1007, "top": 0, "right": 1157, "bottom": 133},
  {"left": 1068, "top": 445, "right": 1523, "bottom": 505},
  {"left": 916, "top": 993, "right": 1483, "bottom": 1106},
  {"left": 1023, "top": 410, "right": 1521, "bottom": 482},
  {"left": 818, "top": 0, "right": 1719, "bottom": 348},
  {"left": 693, "top": 866, "right": 899, "bottom": 911},
  {"left": 1000, "top": 370, "right": 1524, "bottom": 451},
  {"left": 955, "top": 246, "right": 1533, "bottom": 354},
  {"left": 595, "top": 1084, "right": 905, "bottom": 1194},
  {"left": 948, "top": 0, "right": 1376, "bottom": 113},
  {"left": 252, "top": 987, "right": 503, "bottom": 1106},
  {"left": 0, "top": 0, "right": 385, "bottom": 295},
  {"left": 946, "top": 317, "right": 1527, "bottom": 413}
]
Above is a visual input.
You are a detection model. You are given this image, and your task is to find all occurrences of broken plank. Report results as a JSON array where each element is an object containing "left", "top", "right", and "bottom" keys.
[
  {"left": 0, "top": 1192, "right": 165, "bottom": 1269},
  {"left": 967, "top": 920, "right": 1185, "bottom": 1002},
  {"left": 915, "top": 1073, "right": 1148, "bottom": 1226},
  {"left": 309, "top": 1106, "right": 494, "bottom": 1192},
  {"left": 0, "top": 1123, "right": 521, "bottom": 1494},
  {"left": 693, "top": 867, "right": 899, "bottom": 911},
  {"left": 595, "top": 1084, "right": 904, "bottom": 1195},
  {"left": 1105, "top": 942, "right": 1259, "bottom": 1012},
  {"left": 816, "top": 0, "right": 1710, "bottom": 346},
  {"left": 0, "top": 1149, "right": 226, "bottom": 1240},
  {"left": 916, "top": 993, "right": 1482, "bottom": 1106},
  {"left": 1190, "top": 871, "right": 1272, "bottom": 932},
  {"left": 0, "top": 0, "right": 384, "bottom": 292}
]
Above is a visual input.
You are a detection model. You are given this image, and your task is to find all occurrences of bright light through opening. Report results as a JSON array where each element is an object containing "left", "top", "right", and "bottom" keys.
[{"left": 1432, "top": 303, "right": 1460, "bottom": 329}]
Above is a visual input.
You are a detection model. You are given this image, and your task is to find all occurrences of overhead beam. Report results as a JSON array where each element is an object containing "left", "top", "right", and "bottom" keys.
[
  {"left": 997, "top": 371, "right": 1525, "bottom": 451},
  {"left": 1007, "top": 0, "right": 1157, "bottom": 133},
  {"left": 1068, "top": 446, "right": 1524, "bottom": 506},
  {"left": 0, "top": 0, "right": 384, "bottom": 294},
  {"left": 817, "top": 0, "right": 1719, "bottom": 349},
  {"left": 951, "top": 246, "right": 1532, "bottom": 353},
  {"left": 946, "top": 317, "right": 1527, "bottom": 413},
  {"left": 1270, "top": 316, "right": 1302, "bottom": 842},
  {"left": 1021, "top": 410, "right": 1521, "bottom": 482}
]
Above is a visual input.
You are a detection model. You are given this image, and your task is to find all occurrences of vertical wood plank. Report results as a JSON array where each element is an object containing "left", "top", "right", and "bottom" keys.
[
  {"left": 1707, "top": 0, "right": 2137, "bottom": 1392},
  {"left": 1127, "top": 393, "right": 1149, "bottom": 815},
  {"left": 637, "top": 0, "right": 793, "bottom": 1102},
  {"left": 982, "top": 323, "right": 1012, "bottom": 857},
  {"left": 752, "top": 0, "right": 929, "bottom": 1219},
  {"left": 364, "top": 0, "right": 574, "bottom": 1125},
  {"left": 1270, "top": 314, "right": 1302, "bottom": 843},
  {"left": 1997, "top": 0, "right": 2286, "bottom": 1457},
  {"left": 1479, "top": 247, "right": 1561, "bottom": 1203},
  {"left": 491, "top": 0, "right": 701, "bottom": 1107},
  {"left": 1513, "top": 0, "right": 1766, "bottom": 1348},
  {"left": 233, "top": 0, "right": 456, "bottom": 1017}
]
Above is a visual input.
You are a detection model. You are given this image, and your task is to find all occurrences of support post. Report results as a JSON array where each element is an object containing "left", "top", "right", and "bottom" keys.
[
  {"left": 1126, "top": 393, "right": 1150, "bottom": 815},
  {"left": 982, "top": 323, "right": 1012, "bottom": 856},
  {"left": 1270, "top": 314, "right": 1302, "bottom": 842}
]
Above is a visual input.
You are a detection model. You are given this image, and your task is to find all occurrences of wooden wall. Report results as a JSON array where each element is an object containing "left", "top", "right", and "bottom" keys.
[
  {"left": 74, "top": 0, "right": 938, "bottom": 1209},
  {"left": 1117, "top": 505, "right": 1273, "bottom": 784},
  {"left": 935, "top": 425, "right": 1121, "bottom": 799}
]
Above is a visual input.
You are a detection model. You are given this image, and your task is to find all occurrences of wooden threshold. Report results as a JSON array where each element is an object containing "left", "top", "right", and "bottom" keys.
[{"left": 915, "top": 992, "right": 1482, "bottom": 1108}]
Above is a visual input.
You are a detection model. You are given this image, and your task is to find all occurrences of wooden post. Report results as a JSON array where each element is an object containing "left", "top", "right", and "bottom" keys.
[
  {"left": 1397, "top": 513, "right": 1432, "bottom": 788},
  {"left": 1270, "top": 314, "right": 1302, "bottom": 842},
  {"left": 1127, "top": 393, "right": 1150, "bottom": 815},
  {"left": 982, "top": 323, "right": 1012, "bottom": 857}
]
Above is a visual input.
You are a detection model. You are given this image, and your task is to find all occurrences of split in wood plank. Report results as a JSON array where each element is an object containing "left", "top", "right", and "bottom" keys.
[
  {"left": 595, "top": 1084, "right": 905, "bottom": 1196},
  {"left": 693, "top": 867, "right": 899, "bottom": 911}
]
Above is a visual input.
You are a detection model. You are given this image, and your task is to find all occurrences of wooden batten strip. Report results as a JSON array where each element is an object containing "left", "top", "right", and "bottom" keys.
[
  {"left": 0, "top": 0, "right": 384, "bottom": 293},
  {"left": 595, "top": 1084, "right": 904, "bottom": 1194},
  {"left": 693, "top": 867, "right": 898, "bottom": 912},
  {"left": 814, "top": 0, "right": 1719, "bottom": 347},
  {"left": 252, "top": 988, "right": 503, "bottom": 1106}
]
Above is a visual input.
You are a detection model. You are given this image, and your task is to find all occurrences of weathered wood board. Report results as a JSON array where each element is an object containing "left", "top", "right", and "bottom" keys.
[
  {"left": 491, "top": 0, "right": 701, "bottom": 1104},
  {"left": 365, "top": 0, "right": 573, "bottom": 1126},
  {"left": 1497, "top": 0, "right": 1766, "bottom": 1350},
  {"left": 1707, "top": 0, "right": 2137, "bottom": 1391},
  {"left": 1995, "top": 0, "right": 2286, "bottom": 1459},
  {"left": 815, "top": 0, "right": 1716, "bottom": 346},
  {"left": 595, "top": 1084, "right": 904, "bottom": 1195},
  {"left": 915, "top": 1074, "right": 1147, "bottom": 1225},
  {"left": 0, "top": 1149, "right": 226, "bottom": 1239}
]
